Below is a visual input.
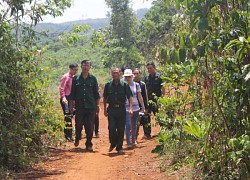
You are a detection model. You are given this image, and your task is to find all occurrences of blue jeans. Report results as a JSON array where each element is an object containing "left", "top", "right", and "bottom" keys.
[{"left": 125, "top": 110, "right": 139, "bottom": 145}]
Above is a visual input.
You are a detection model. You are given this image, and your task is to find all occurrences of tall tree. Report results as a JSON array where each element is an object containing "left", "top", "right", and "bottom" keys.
[{"left": 103, "top": 0, "right": 143, "bottom": 67}]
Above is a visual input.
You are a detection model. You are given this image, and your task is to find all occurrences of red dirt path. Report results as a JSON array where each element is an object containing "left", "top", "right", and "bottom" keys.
[{"left": 15, "top": 102, "right": 187, "bottom": 180}]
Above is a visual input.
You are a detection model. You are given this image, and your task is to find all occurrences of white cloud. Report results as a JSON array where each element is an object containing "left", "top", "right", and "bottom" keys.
[{"left": 43, "top": 0, "right": 153, "bottom": 23}]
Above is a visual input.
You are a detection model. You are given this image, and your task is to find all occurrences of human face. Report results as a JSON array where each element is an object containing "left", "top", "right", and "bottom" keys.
[
  {"left": 124, "top": 76, "right": 133, "bottom": 84},
  {"left": 81, "top": 62, "right": 91, "bottom": 73},
  {"left": 111, "top": 68, "right": 120, "bottom": 80},
  {"left": 70, "top": 67, "right": 78, "bottom": 75},
  {"left": 147, "top": 65, "right": 155, "bottom": 76},
  {"left": 133, "top": 69, "right": 140, "bottom": 81}
]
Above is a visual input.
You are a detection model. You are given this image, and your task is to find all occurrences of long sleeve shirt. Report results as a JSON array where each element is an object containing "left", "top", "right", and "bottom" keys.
[
  {"left": 59, "top": 72, "right": 74, "bottom": 99},
  {"left": 70, "top": 73, "right": 100, "bottom": 109}
]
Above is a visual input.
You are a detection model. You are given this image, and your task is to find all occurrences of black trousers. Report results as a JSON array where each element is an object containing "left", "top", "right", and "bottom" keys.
[
  {"left": 60, "top": 96, "right": 72, "bottom": 139},
  {"left": 75, "top": 108, "right": 96, "bottom": 148},
  {"left": 107, "top": 107, "right": 126, "bottom": 151},
  {"left": 144, "top": 101, "right": 158, "bottom": 137}
]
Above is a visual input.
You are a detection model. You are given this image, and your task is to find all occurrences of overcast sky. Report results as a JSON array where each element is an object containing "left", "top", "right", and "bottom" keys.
[{"left": 43, "top": 0, "right": 153, "bottom": 23}]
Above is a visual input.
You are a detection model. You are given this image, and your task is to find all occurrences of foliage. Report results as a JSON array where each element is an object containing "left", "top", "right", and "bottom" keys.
[
  {"left": 137, "top": 0, "right": 176, "bottom": 61},
  {"left": 147, "top": 0, "right": 250, "bottom": 178},
  {"left": 102, "top": 0, "right": 144, "bottom": 68},
  {"left": 0, "top": 0, "right": 73, "bottom": 171}
]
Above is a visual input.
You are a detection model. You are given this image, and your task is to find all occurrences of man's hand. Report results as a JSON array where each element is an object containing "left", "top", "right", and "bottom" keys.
[
  {"left": 129, "top": 108, "right": 133, "bottom": 117},
  {"left": 62, "top": 97, "right": 68, "bottom": 104},
  {"left": 69, "top": 108, "right": 74, "bottom": 115}
]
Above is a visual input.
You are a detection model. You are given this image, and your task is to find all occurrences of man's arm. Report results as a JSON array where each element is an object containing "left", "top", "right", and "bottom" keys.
[
  {"left": 137, "top": 92, "right": 145, "bottom": 113},
  {"left": 59, "top": 75, "right": 67, "bottom": 104},
  {"left": 69, "top": 77, "right": 76, "bottom": 114},
  {"left": 103, "top": 83, "right": 108, "bottom": 117},
  {"left": 103, "top": 97, "right": 108, "bottom": 117},
  {"left": 94, "top": 78, "right": 101, "bottom": 113},
  {"left": 96, "top": 98, "right": 100, "bottom": 114},
  {"left": 141, "top": 83, "right": 149, "bottom": 109},
  {"left": 128, "top": 97, "right": 133, "bottom": 117}
]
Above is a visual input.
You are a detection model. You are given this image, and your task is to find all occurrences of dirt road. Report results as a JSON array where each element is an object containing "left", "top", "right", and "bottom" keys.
[{"left": 16, "top": 106, "right": 172, "bottom": 180}]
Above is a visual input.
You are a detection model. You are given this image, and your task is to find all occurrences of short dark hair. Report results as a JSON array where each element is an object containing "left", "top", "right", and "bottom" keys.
[
  {"left": 134, "top": 68, "right": 141, "bottom": 74},
  {"left": 146, "top": 62, "right": 155, "bottom": 69},
  {"left": 69, "top": 63, "right": 78, "bottom": 69},
  {"left": 121, "top": 65, "right": 129, "bottom": 73},
  {"left": 81, "top": 59, "right": 92, "bottom": 66}
]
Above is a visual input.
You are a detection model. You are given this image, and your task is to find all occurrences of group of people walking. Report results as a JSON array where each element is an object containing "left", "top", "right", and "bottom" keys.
[{"left": 59, "top": 60, "right": 165, "bottom": 154}]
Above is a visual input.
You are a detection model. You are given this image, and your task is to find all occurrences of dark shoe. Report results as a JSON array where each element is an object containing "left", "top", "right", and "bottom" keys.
[
  {"left": 142, "top": 135, "right": 151, "bottom": 139},
  {"left": 127, "top": 144, "right": 133, "bottom": 149},
  {"left": 86, "top": 146, "right": 93, "bottom": 151},
  {"left": 108, "top": 145, "right": 115, "bottom": 152},
  {"left": 66, "top": 137, "right": 74, "bottom": 142},
  {"left": 74, "top": 139, "right": 79, "bottom": 147},
  {"left": 117, "top": 149, "right": 125, "bottom": 155}
]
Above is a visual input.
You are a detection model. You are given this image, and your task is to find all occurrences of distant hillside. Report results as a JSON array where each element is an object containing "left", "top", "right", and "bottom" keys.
[
  {"left": 35, "top": 8, "right": 148, "bottom": 34},
  {"left": 34, "top": 18, "right": 110, "bottom": 34}
]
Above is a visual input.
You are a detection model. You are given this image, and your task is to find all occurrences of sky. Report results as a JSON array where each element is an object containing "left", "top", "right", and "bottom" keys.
[{"left": 43, "top": 0, "right": 154, "bottom": 23}]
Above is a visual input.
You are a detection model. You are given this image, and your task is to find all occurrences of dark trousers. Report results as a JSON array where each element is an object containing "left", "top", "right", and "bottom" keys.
[
  {"left": 94, "top": 114, "right": 99, "bottom": 135},
  {"left": 145, "top": 102, "right": 158, "bottom": 137},
  {"left": 60, "top": 96, "right": 72, "bottom": 139},
  {"left": 75, "top": 108, "right": 96, "bottom": 148},
  {"left": 136, "top": 113, "right": 150, "bottom": 139},
  {"left": 107, "top": 107, "right": 126, "bottom": 151}
]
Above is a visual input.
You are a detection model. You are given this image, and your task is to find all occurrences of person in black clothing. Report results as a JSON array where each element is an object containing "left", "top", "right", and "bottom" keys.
[
  {"left": 70, "top": 60, "right": 100, "bottom": 151},
  {"left": 103, "top": 67, "right": 133, "bottom": 154},
  {"left": 133, "top": 68, "right": 149, "bottom": 140},
  {"left": 144, "top": 62, "right": 165, "bottom": 138}
]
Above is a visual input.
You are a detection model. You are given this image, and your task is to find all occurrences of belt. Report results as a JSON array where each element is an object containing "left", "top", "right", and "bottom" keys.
[{"left": 109, "top": 104, "right": 124, "bottom": 108}]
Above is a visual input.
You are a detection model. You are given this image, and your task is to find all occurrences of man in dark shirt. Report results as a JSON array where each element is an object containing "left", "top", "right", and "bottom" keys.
[
  {"left": 70, "top": 60, "right": 100, "bottom": 151},
  {"left": 144, "top": 62, "right": 165, "bottom": 138},
  {"left": 103, "top": 67, "right": 133, "bottom": 154},
  {"left": 133, "top": 68, "right": 149, "bottom": 140}
]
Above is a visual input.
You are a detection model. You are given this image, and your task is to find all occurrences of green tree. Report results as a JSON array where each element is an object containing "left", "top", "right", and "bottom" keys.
[
  {"left": 137, "top": 0, "right": 176, "bottom": 61},
  {"left": 103, "top": 0, "right": 143, "bottom": 67},
  {"left": 0, "top": 0, "right": 73, "bottom": 171}
]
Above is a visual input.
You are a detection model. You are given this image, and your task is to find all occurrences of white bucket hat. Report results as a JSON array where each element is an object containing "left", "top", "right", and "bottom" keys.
[{"left": 123, "top": 69, "right": 133, "bottom": 77}]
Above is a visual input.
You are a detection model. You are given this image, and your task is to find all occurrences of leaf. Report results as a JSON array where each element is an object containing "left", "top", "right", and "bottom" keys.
[
  {"left": 179, "top": 48, "right": 186, "bottom": 63},
  {"left": 228, "top": 138, "right": 240, "bottom": 148},
  {"left": 183, "top": 120, "right": 202, "bottom": 139},
  {"left": 198, "top": 17, "right": 208, "bottom": 32},
  {"left": 189, "top": 16, "right": 199, "bottom": 34},
  {"left": 243, "top": 141, "right": 250, "bottom": 151},
  {"left": 164, "top": 0, "right": 171, "bottom": 8},
  {"left": 175, "top": 0, "right": 180, "bottom": 10}
]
